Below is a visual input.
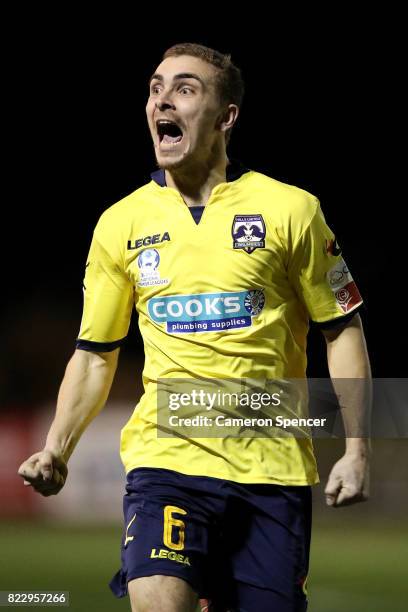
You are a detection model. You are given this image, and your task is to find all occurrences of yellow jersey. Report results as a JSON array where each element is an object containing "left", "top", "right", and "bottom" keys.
[{"left": 77, "top": 162, "right": 362, "bottom": 485}]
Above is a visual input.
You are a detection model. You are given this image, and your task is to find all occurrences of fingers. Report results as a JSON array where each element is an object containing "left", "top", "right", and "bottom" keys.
[
  {"left": 38, "top": 450, "right": 54, "bottom": 481},
  {"left": 325, "top": 479, "right": 368, "bottom": 507},
  {"left": 325, "top": 454, "right": 370, "bottom": 508},
  {"left": 28, "top": 468, "right": 64, "bottom": 496},
  {"left": 335, "top": 485, "right": 368, "bottom": 507},
  {"left": 38, "top": 470, "right": 65, "bottom": 497},
  {"left": 18, "top": 451, "right": 68, "bottom": 496},
  {"left": 324, "top": 473, "right": 342, "bottom": 507},
  {"left": 18, "top": 453, "right": 42, "bottom": 481}
]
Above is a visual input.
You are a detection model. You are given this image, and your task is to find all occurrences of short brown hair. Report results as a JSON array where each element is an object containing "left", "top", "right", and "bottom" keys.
[{"left": 162, "top": 42, "right": 244, "bottom": 143}]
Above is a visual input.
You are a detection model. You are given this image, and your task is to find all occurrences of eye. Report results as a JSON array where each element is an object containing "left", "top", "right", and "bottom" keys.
[
  {"left": 179, "top": 86, "right": 193, "bottom": 95},
  {"left": 150, "top": 84, "right": 162, "bottom": 95}
]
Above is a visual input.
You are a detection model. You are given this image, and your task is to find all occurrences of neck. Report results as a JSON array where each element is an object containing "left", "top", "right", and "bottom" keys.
[{"left": 165, "top": 149, "right": 229, "bottom": 207}]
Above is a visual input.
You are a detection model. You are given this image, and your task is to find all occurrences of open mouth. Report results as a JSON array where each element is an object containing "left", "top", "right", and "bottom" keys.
[{"left": 156, "top": 119, "right": 184, "bottom": 145}]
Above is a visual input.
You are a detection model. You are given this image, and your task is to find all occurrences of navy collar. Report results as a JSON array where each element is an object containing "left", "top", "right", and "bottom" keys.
[{"left": 150, "top": 159, "right": 249, "bottom": 187}]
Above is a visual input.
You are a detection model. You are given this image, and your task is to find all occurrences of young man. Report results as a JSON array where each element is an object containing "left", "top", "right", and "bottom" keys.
[{"left": 18, "top": 44, "right": 371, "bottom": 612}]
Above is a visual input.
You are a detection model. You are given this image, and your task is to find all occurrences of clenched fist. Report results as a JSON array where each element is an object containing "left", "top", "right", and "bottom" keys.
[{"left": 18, "top": 450, "right": 68, "bottom": 497}]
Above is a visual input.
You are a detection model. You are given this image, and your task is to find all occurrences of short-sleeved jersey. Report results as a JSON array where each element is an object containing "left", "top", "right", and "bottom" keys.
[{"left": 77, "top": 163, "right": 362, "bottom": 485}]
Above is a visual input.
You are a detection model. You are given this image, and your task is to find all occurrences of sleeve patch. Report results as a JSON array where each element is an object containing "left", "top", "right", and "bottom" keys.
[{"left": 326, "top": 258, "right": 362, "bottom": 312}]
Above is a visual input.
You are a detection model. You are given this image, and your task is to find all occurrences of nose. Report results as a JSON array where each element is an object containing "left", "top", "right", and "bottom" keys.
[
  {"left": 155, "top": 99, "right": 176, "bottom": 111},
  {"left": 155, "top": 90, "right": 176, "bottom": 111}
]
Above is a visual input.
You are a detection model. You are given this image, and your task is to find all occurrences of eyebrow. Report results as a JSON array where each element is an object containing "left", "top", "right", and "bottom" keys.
[{"left": 149, "top": 72, "right": 205, "bottom": 87}]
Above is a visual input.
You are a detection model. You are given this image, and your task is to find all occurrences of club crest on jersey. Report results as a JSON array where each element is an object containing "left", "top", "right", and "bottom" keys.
[
  {"left": 232, "top": 215, "right": 266, "bottom": 253},
  {"left": 136, "top": 248, "right": 169, "bottom": 287}
]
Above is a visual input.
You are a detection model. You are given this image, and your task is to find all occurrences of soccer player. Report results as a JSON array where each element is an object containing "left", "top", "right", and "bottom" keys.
[{"left": 18, "top": 43, "right": 371, "bottom": 612}]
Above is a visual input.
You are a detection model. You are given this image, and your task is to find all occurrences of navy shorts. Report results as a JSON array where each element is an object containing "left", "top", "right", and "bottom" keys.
[{"left": 109, "top": 468, "right": 311, "bottom": 611}]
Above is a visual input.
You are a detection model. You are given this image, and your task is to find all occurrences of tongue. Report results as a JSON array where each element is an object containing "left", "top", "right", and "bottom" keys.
[{"left": 163, "top": 134, "right": 182, "bottom": 144}]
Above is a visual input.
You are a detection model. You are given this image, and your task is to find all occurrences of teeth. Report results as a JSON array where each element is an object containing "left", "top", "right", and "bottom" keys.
[{"left": 156, "top": 119, "right": 183, "bottom": 145}]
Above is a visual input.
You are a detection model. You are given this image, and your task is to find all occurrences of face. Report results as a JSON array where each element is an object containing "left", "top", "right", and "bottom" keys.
[{"left": 146, "top": 55, "right": 225, "bottom": 170}]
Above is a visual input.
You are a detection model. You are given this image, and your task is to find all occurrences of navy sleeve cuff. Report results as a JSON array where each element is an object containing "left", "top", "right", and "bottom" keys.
[
  {"left": 311, "top": 304, "right": 364, "bottom": 330},
  {"left": 75, "top": 336, "right": 127, "bottom": 352}
]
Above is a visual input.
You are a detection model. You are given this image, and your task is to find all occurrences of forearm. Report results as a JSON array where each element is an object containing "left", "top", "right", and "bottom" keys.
[
  {"left": 45, "top": 348, "right": 119, "bottom": 462},
  {"left": 325, "top": 315, "right": 372, "bottom": 454}
]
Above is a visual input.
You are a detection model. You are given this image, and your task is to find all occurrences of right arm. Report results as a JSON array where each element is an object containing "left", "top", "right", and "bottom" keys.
[
  {"left": 19, "top": 211, "right": 134, "bottom": 496},
  {"left": 18, "top": 347, "right": 119, "bottom": 496}
]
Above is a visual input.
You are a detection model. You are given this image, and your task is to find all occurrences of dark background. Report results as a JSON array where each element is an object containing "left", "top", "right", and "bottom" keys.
[
  {"left": 1, "top": 13, "right": 406, "bottom": 612},
  {"left": 2, "top": 13, "right": 402, "bottom": 405}
]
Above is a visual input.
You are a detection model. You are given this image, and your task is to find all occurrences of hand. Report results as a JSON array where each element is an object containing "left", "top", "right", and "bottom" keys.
[
  {"left": 325, "top": 452, "right": 369, "bottom": 507},
  {"left": 18, "top": 450, "right": 68, "bottom": 497}
]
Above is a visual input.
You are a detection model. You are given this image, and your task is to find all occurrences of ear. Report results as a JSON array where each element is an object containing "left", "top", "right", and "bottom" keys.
[{"left": 217, "top": 104, "right": 239, "bottom": 135}]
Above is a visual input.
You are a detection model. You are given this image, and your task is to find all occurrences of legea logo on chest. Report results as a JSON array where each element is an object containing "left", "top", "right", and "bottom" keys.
[{"left": 127, "top": 232, "right": 170, "bottom": 250}]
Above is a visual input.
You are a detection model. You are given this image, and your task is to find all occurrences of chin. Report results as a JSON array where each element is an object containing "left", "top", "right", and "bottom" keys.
[
  {"left": 152, "top": 136, "right": 197, "bottom": 171},
  {"left": 155, "top": 151, "right": 190, "bottom": 171}
]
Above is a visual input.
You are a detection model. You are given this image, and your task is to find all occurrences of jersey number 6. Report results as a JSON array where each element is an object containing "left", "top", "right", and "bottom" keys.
[{"left": 163, "top": 505, "right": 187, "bottom": 551}]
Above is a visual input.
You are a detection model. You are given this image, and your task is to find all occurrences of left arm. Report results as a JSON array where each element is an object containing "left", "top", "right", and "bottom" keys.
[{"left": 322, "top": 313, "right": 372, "bottom": 507}]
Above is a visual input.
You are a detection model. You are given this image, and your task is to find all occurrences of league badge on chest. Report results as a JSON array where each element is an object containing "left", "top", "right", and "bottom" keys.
[
  {"left": 232, "top": 214, "right": 266, "bottom": 253},
  {"left": 137, "top": 248, "right": 169, "bottom": 287}
]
